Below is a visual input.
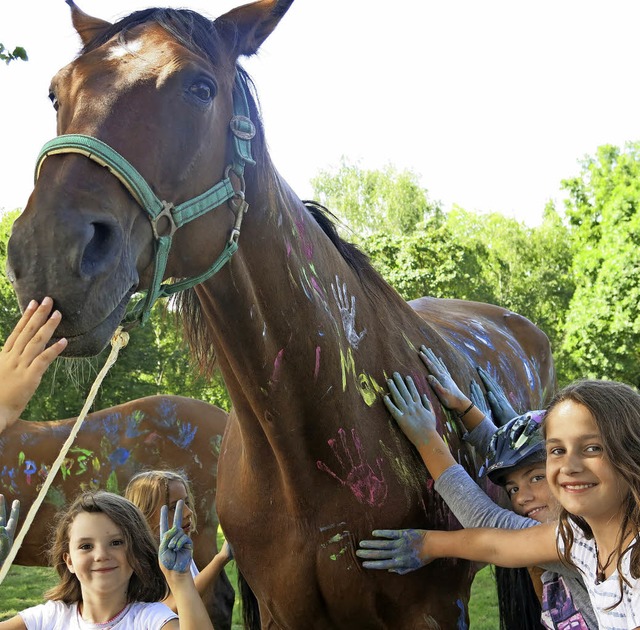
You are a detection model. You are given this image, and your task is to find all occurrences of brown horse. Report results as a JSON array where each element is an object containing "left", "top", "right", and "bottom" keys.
[
  {"left": 7, "top": 1, "right": 554, "bottom": 627},
  {"left": 1, "top": 395, "right": 234, "bottom": 630}
]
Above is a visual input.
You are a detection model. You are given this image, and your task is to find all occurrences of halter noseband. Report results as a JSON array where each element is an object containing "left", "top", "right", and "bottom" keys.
[{"left": 34, "top": 74, "right": 255, "bottom": 325}]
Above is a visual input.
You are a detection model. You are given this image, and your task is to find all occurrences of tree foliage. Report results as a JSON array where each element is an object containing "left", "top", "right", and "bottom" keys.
[
  {"left": 0, "top": 44, "right": 27, "bottom": 65},
  {"left": 561, "top": 143, "right": 640, "bottom": 386}
]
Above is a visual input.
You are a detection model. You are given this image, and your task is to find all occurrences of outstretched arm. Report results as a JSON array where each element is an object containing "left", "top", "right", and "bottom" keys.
[
  {"left": 158, "top": 500, "right": 214, "bottom": 630},
  {"left": 0, "top": 298, "right": 67, "bottom": 434},
  {"left": 357, "top": 522, "right": 558, "bottom": 573}
]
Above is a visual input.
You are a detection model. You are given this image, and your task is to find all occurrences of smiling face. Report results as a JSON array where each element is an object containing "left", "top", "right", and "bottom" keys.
[
  {"left": 63, "top": 512, "right": 134, "bottom": 602},
  {"left": 544, "top": 400, "right": 630, "bottom": 529},
  {"left": 503, "top": 464, "right": 559, "bottom": 523}
]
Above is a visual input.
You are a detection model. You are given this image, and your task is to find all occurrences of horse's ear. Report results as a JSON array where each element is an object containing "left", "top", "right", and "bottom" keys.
[
  {"left": 65, "top": 0, "right": 112, "bottom": 47},
  {"left": 214, "top": 0, "right": 294, "bottom": 57}
]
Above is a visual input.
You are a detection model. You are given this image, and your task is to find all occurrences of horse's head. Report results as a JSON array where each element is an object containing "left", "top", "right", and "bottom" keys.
[{"left": 7, "top": 0, "right": 292, "bottom": 356}]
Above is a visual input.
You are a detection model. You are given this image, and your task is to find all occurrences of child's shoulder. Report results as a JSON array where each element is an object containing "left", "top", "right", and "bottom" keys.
[
  {"left": 122, "top": 601, "right": 178, "bottom": 628},
  {"left": 18, "top": 600, "right": 76, "bottom": 628}
]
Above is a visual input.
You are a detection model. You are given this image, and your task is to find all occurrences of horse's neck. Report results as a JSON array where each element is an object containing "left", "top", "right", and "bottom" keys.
[{"left": 197, "top": 172, "right": 438, "bottom": 447}]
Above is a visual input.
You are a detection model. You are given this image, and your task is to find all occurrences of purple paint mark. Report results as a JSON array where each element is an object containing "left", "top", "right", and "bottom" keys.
[
  {"left": 285, "top": 238, "right": 292, "bottom": 258},
  {"left": 168, "top": 422, "right": 197, "bottom": 449},
  {"left": 294, "top": 213, "right": 314, "bottom": 260},
  {"left": 24, "top": 460, "right": 36, "bottom": 485},
  {"left": 271, "top": 348, "right": 285, "bottom": 383},
  {"left": 314, "top": 346, "right": 321, "bottom": 380},
  {"left": 108, "top": 448, "right": 130, "bottom": 467},
  {"left": 310, "top": 276, "right": 326, "bottom": 300},
  {"left": 317, "top": 428, "right": 388, "bottom": 507}
]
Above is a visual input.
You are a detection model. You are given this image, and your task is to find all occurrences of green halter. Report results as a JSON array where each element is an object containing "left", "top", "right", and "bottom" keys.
[{"left": 34, "top": 75, "right": 256, "bottom": 326}]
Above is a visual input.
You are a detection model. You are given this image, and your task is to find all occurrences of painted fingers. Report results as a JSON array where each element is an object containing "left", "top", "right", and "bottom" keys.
[
  {"left": 0, "top": 495, "right": 19, "bottom": 566},
  {"left": 476, "top": 366, "right": 518, "bottom": 424},
  {"left": 159, "top": 499, "right": 194, "bottom": 573},
  {"left": 384, "top": 373, "right": 436, "bottom": 445},
  {"left": 419, "top": 345, "right": 468, "bottom": 411},
  {"left": 357, "top": 529, "right": 429, "bottom": 574}
]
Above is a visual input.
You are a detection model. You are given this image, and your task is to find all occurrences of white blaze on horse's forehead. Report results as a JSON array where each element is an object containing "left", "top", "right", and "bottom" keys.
[{"left": 107, "top": 39, "right": 144, "bottom": 60}]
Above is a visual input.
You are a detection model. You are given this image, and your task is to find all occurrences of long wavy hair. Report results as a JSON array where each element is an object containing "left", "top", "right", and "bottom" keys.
[
  {"left": 543, "top": 379, "right": 640, "bottom": 608},
  {"left": 45, "top": 491, "right": 168, "bottom": 604}
]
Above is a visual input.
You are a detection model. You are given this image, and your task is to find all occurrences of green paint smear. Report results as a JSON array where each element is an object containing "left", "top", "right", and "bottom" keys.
[
  {"left": 106, "top": 471, "right": 119, "bottom": 493},
  {"left": 329, "top": 546, "right": 347, "bottom": 561}
]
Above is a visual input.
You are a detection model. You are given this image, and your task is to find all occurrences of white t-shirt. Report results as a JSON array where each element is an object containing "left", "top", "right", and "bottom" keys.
[
  {"left": 19, "top": 600, "right": 178, "bottom": 630},
  {"left": 559, "top": 523, "right": 640, "bottom": 630},
  {"left": 190, "top": 559, "right": 199, "bottom": 579}
]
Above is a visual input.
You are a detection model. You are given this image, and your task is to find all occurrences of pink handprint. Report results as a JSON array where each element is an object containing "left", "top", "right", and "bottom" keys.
[{"left": 317, "top": 428, "right": 388, "bottom": 507}]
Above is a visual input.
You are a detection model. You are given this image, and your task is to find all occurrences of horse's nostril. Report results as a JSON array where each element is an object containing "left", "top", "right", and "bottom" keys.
[{"left": 80, "top": 222, "right": 117, "bottom": 276}]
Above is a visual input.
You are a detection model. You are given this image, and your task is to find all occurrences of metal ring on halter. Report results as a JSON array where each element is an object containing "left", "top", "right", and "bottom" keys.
[{"left": 150, "top": 201, "right": 178, "bottom": 239}]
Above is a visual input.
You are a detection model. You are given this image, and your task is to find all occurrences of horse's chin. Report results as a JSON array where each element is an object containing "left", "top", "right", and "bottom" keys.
[{"left": 57, "top": 290, "right": 134, "bottom": 357}]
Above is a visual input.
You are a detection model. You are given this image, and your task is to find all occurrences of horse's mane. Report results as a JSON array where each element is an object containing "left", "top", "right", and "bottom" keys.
[{"left": 80, "top": 8, "right": 406, "bottom": 376}]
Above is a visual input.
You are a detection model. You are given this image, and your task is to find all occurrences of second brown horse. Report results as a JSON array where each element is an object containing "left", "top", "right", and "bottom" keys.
[{"left": 0, "top": 395, "right": 233, "bottom": 630}]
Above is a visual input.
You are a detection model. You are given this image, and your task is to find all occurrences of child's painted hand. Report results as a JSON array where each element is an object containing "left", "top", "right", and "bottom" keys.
[
  {"left": 0, "top": 298, "right": 67, "bottom": 432},
  {"left": 476, "top": 366, "right": 519, "bottom": 425},
  {"left": 470, "top": 378, "right": 491, "bottom": 419},
  {"left": 384, "top": 372, "right": 436, "bottom": 446},
  {"left": 159, "top": 499, "right": 194, "bottom": 574},
  {"left": 357, "top": 529, "right": 430, "bottom": 574},
  {"left": 0, "top": 495, "right": 19, "bottom": 566},
  {"left": 419, "top": 346, "right": 470, "bottom": 413}
]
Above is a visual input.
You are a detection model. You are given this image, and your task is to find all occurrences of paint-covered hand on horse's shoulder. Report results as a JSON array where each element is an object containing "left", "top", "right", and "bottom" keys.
[
  {"left": 384, "top": 373, "right": 437, "bottom": 447},
  {"left": 419, "top": 346, "right": 471, "bottom": 413},
  {"left": 357, "top": 529, "right": 431, "bottom": 574},
  {"left": 0, "top": 297, "right": 67, "bottom": 433},
  {"left": 0, "top": 494, "right": 19, "bottom": 566}
]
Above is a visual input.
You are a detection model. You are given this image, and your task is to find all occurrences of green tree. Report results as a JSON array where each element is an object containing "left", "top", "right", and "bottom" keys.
[
  {"left": 0, "top": 44, "right": 27, "bottom": 64},
  {"left": 312, "top": 158, "right": 438, "bottom": 236},
  {"left": 561, "top": 142, "right": 640, "bottom": 386}
]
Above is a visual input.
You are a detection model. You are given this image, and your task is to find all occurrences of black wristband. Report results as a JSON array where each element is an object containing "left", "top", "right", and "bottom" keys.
[{"left": 457, "top": 402, "right": 474, "bottom": 419}]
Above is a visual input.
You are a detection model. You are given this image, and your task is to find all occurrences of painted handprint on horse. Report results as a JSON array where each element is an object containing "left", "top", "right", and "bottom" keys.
[{"left": 317, "top": 428, "right": 387, "bottom": 507}]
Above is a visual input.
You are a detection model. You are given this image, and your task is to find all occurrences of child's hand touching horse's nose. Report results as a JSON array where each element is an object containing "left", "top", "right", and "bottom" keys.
[{"left": 159, "top": 499, "right": 194, "bottom": 574}]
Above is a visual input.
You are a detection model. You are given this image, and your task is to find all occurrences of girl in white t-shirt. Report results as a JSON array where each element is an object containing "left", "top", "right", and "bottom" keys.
[
  {"left": 124, "top": 470, "right": 233, "bottom": 614},
  {"left": 358, "top": 379, "right": 640, "bottom": 630},
  {"left": 0, "top": 490, "right": 214, "bottom": 630}
]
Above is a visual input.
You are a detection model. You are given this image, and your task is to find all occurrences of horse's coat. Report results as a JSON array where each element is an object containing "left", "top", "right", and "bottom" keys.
[
  {"left": 7, "top": 1, "right": 555, "bottom": 626},
  {"left": 1, "top": 396, "right": 234, "bottom": 629}
]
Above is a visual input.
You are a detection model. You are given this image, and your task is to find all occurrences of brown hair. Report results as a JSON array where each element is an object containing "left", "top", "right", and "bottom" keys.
[
  {"left": 45, "top": 491, "right": 168, "bottom": 604},
  {"left": 542, "top": 379, "right": 640, "bottom": 606},
  {"left": 124, "top": 469, "right": 197, "bottom": 536}
]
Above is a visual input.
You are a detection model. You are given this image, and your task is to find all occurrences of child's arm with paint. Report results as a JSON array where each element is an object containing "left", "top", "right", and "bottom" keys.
[
  {"left": 162, "top": 540, "right": 233, "bottom": 614},
  {"left": 158, "top": 500, "right": 214, "bottom": 630},
  {"left": 0, "top": 298, "right": 67, "bottom": 434},
  {"left": 357, "top": 522, "right": 559, "bottom": 574}
]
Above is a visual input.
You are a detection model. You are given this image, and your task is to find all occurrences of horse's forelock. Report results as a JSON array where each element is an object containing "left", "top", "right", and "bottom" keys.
[{"left": 80, "top": 8, "right": 223, "bottom": 65}]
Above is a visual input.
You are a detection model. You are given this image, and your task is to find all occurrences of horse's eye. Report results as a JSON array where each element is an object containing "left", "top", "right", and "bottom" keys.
[
  {"left": 188, "top": 80, "right": 215, "bottom": 103},
  {"left": 48, "top": 91, "right": 59, "bottom": 111}
]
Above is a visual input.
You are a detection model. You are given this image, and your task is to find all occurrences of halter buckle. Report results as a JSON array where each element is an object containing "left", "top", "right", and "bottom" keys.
[
  {"left": 230, "top": 115, "right": 256, "bottom": 141},
  {"left": 151, "top": 201, "right": 178, "bottom": 239}
]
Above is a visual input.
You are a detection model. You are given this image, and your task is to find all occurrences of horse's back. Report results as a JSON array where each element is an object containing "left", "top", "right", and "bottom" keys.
[{"left": 410, "top": 296, "right": 555, "bottom": 408}]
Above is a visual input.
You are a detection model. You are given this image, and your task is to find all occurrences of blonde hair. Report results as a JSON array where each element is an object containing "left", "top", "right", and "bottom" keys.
[
  {"left": 124, "top": 469, "right": 197, "bottom": 535},
  {"left": 45, "top": 491, "right": 168, "bottom": 604}
]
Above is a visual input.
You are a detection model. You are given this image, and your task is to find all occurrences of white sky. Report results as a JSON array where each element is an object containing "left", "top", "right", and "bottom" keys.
[{"left": 1, "top": 1, "right": 640, "bottom": 227}]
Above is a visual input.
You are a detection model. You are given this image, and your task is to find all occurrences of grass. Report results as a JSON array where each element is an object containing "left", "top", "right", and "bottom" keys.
[{"left": 0, "top": 561, "right": 498, "bottom": 627}]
